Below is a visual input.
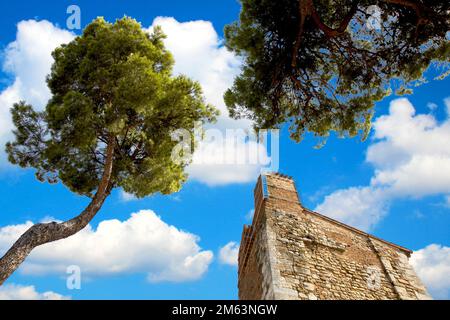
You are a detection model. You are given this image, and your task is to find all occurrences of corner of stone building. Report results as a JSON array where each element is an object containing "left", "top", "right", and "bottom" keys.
[
  {"left": 369, "top": 238, "right": 433, "bottom": 300},
  {"left": 238, "top": 173, "right": 300, "bottom": 300},
  {"left": 238, "top": 173, "right": 432, "bottom": 300}
]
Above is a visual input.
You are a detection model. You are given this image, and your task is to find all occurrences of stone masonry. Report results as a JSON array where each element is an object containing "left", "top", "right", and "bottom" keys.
[{"left": 238, "top": 173, "right": 432, "bottom": 300}]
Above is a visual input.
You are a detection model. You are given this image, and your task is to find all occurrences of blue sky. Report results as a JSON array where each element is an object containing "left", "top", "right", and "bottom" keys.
[{"left": 0, "top": 0, "right": 449, "bottom": 300}]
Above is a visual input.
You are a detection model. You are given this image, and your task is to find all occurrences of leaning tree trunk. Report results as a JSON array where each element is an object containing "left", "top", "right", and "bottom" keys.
[{"left": 0, "top": 135, "right": 116, "bottom": 286}]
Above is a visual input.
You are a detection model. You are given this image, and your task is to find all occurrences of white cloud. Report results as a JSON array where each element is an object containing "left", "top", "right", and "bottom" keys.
[
  {"left": 148, "top": 17, "right": 272, "bottom": 186},
  {"left": 368, "top": 98, "right": 450, "bottom": 197},
  {"left": 445, "top": 97, "right": 450, "bottom": 116},
  {"left": 315, "top": 187, "right": 390, "bottom": 231},
  {"left": 119, "top": 190, "right": 137, "bottom": 202},
  {"left": 315, "top": 98, "right": 450, "bottom": 231},
  {"left": 0, "top": 20, "right": 74, "bottom": 165},
  {"left": 410, "top": 244, "right": 450, "bottom": 299},
  {"left": 188, "top": 135, "right": 271, "bottom": 186},
  {"left": 219, "top": 242, "right": 239, "bottom": 266},
  {"left": 0, "top": 82, "right": 21, "bottom": 150},
  {"left": 0, "top": 210, "right": 213, "bottom": 283},
  {"left": 148, "top": 17, "right": 242, "bottom": 121},
  {"left": 3, "top": 20, "right": 74, "bottom": 108},
  {"left": 0, "top": 284, "right": 69, "bottom": 300}
]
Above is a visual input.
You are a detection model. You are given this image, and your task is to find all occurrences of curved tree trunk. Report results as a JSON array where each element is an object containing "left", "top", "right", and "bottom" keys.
[{"left": 0, "top": 135, "right": 116, "bottom": 286}]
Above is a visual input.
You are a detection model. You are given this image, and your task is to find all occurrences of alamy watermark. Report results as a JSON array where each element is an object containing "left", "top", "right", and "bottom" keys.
[
  {"left": 66, "top": 265, "right": 82, "bottom": 290},
  {"left": 365, "top": 5, "right": 382, "bottom": 31},
  {"left": 67, "top": 5, "right": 81, "bottom": 30},
  {"left": 367, "top": 266, "right": 381, "bottom": 290}
]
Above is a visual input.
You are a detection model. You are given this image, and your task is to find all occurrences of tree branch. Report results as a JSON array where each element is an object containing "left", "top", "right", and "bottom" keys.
[
  {"left": 384, "top": 0, "right": 431, "bottom": 39},
  {"left": 0, "top": 134, "right": 116, "bottom": 286},
  {"left": 291, "top": 0, "right": 359, "bottom": 68},
  {"left": 291, "top": 0, "right": 312, "bottom": 68},
  {"left": 310, "top": 0, "right": 359, "bottom": 38},
  {"left": 384, "top": 0, "right": 430, "bottom": 22}
]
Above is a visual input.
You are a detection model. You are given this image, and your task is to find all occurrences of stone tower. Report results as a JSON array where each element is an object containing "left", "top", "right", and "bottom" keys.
[{"left": 238, "top": 173, "right": 431, "bottom": 300}]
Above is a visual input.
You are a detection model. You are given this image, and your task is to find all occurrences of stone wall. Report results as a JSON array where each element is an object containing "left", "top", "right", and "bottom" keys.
[{"left": 238, "top": 173, "right": 432, "bottom": 300}]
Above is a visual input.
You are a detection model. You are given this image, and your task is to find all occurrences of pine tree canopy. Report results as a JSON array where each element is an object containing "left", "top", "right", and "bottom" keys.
[
  {"left": 6, "top": 17, "right": 218, "bottom": 198},
  {"left": 224, "top": 0, "right": 450, "bottom": 143}
]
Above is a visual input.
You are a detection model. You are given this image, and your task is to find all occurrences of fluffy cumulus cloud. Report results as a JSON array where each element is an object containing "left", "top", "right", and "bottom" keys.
[
  {"left": 148, "top": 17, "right": 272, "bottom": 186},
  {"left": 411, "top": 244, "right": 450, "bottom": 299},
  {"left": 0, "top": 284, "right": 69, "bottom": 300},
  {"left": 315, "top": 186, "right": 390, "bottom": 231},
  {"left": 0, "top": 210, "right": 213, "bottom": 283},
  {"left": 315, "top": 98, "right": 450, "bottom": 231},
  {"left": 148, "top": 17, "right": 242, "bottom": 121},
  {"left": 368, "top": 98, "right": 450, "bottom": 196},
  {"left": 218, "top": 242, "right": 239, "bottom": 266},
  {"left": 187, "top": 135, "right": 271, "bottom": 186},
  {"left": 0, "top": 20, "right": 74, "bottom": 165},
  {"left": 119, "top": 190, "right": 137, "bottom": 202}
]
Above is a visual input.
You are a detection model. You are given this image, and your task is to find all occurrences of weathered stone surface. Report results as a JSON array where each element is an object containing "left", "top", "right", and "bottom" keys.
[{"left": 238, "top": 173, "right": 432, "bottom": 300}]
